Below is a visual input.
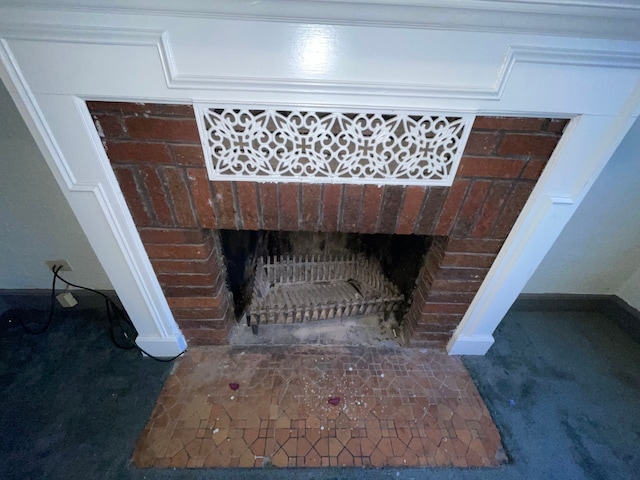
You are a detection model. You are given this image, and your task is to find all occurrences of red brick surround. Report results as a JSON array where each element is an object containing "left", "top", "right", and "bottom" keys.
[{"left": 88, "top": 101, "right": 567, "bottom": 348}]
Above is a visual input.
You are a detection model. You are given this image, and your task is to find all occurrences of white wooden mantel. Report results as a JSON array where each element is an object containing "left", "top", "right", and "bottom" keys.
[{"left": 1, "top": 1, "right": 640, "bottom": 357}]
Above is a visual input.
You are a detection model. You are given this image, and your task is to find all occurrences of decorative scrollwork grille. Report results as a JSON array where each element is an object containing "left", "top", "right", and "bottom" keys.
[{"left": 195, "top": 106, "right": 473, "bottom": 186}]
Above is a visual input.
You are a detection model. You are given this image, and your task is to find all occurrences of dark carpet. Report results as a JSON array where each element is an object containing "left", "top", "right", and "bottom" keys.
[{"left": 1, "top": 295, "right": 638, "bottom": 480}]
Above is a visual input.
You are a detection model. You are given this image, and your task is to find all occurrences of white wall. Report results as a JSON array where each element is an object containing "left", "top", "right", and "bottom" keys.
[
  {"left": 525, "top": 116, "right": 640, "bottom": 303},
  {"left": 0, "top": 80, "right": 111, "bottom": 289}
]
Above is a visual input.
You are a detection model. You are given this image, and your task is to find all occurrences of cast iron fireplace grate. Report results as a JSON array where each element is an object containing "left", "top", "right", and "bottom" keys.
[{"left": 246, "top": 253, "right": 404, "bottom": 331}]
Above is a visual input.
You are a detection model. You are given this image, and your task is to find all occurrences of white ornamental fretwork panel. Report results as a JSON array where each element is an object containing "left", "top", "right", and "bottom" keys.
[{"left": 195, "top": 107, "right": 473, "bottom": 186}]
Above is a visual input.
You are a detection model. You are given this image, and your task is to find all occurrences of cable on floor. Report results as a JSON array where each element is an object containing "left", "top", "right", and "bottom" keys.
[
  {"left": 15, "top": 265, "right": 62, "bottom": 335},
  {"left": 15, "top": 265, "right": 186, "bottom": 363}
]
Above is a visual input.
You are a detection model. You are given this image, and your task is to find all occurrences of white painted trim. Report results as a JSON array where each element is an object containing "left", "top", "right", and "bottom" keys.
[
  {"left": 1, "top": 5, "right": 639, "bottom": 356},
  {"left": 161, "top": 31, "right": 504, "bottom": 99},
  {"left": 0, "top": 37, "right": 187, "bottom": 358},
  {"left": 6, "top": 24, "right": 640, "bottom": 105},
  {"left": 550, "top": 196, "right": 575, "bottom": 205},
  {"left": 0, "top": 22, "right": 163, "bottom": 46},
  {"left": 162, "top": 33, "right": 640, "bottom": 102},
  {"left": 136, "top": 335, "right": 188, "bottom": 359},
  {"left": 447, "top": 334, "right": 495, "bottom": 356},
  {"left": 0, "top": 39, "right": 76, "bottom": 189},
  {"left": 4, "top": 1, "right": 640, "bottom": 40},
  {"left": 2, "top": 20, "right": 638, "bottom": 114},
  {"left": 448, "top": 88, "right": 640, "bottom": 354}
]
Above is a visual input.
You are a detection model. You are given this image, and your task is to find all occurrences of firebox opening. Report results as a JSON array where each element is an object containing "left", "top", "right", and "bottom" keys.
[{"left": 219, "top": 230, "right": 432, "bottom": 330}]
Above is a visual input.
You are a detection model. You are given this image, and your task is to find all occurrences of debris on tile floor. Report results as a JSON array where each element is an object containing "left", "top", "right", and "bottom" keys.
[
  {"left": 132, "top": 346, "right": 504, "bottom": 468},
  {"left": 229, "top": 314, "right": 403, "bottom": 347}
]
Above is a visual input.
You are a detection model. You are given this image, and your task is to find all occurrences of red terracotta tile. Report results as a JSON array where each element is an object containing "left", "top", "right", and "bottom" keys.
[
  {"left": 337, "top": 447, "right": 354, "bottom": 466},
  {"left": 168, "top": 449, "right": 190, "bottom": 468},
  {"left": 281, "top": 437, "right": 298, "bottom": 457},
  {"left": 328, "top": 437, "right": 343, "bottom": 457},
  {"left": 345, "top": 437, "right": 361, "bottom": 457},
  {"left": 274, "top": 428, "right": 291, "bottom": 447},
  {"left": 271, "top": 448, "right": 288, "bottom": 467},
  {"left": 132, "top": 346, "right": 503, "bottom": 469},
  {"left": 390, "top": 437, "right": 407, "bottom": 456},
  {"left": 369, "top": 446, "right": 388, "bottom": 467},
  {"left": 297, "top": 437, "right": 313, "bottom": 457}
]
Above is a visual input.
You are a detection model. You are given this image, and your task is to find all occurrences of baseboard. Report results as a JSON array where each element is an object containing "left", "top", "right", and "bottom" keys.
[
  {"left": 447, "top": 334, "right": 495, "bottom": 355},
  {"left": 136, "top": 334, "right": 188, "bottom": 358},
  {"left": 513, "top": 293, "right": 640, "bottom": 343},
  {"left": 600, "top": 296, "right": 640, "bottom": 344},
  {"left": 513, "top": 293, "right": 614, "bottom": 312}
]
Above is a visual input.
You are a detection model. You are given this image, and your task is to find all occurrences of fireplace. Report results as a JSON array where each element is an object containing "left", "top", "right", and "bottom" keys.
[
  {"left": 218, "top": 230, "right": 431, "bottom": 342},
  {"left": 87, "top": 101, "right": 567, "bottom": 349}
]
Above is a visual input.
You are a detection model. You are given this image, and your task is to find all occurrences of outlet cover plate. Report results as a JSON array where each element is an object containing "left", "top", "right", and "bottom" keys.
[{"left": 45, "top": 260, "right": 73, "bottom": 272}]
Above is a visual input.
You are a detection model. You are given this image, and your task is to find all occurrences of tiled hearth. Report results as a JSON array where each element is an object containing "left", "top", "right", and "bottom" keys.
[
  {"left": 133, "top": 346, "right": 504, "bottom": 468},
  {"left": 88, "top": 101, "right": 567, "bottom": 348}
]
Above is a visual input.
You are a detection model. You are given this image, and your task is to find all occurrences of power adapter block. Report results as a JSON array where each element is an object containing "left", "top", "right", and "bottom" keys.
[{"left": 56, "top": 292, "right": 78, "bottom": 308}]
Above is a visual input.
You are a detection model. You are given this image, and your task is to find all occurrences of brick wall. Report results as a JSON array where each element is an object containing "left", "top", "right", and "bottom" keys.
[{"left": 88, "top": 101, "right": 568, "bottom": 348}]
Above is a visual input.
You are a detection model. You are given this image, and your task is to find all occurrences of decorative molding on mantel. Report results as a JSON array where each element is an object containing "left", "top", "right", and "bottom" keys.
[
  {"left": 0, "top": 38, "right": 77, "bottom": 189},
  {"left": 162, "top": 35, "right": 640, "bottom": 100},
  {"left": 2, "top": 1, "right": 640, "bottom": 40},
  {"left": 3, "top": 23, "right": 640, "bottom": 105},
  {"left": 0, "top": 23, "right": 163, "bottom": 46},
  {"left": 550, "top": 195, "right": 575, "bottom": 205}
]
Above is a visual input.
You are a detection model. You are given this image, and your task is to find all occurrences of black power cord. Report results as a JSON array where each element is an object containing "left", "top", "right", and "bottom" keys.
[
  {"left": 17, "top": 265, "right": 186, "bottom": 363},
  {"left": 16, "top": 265, "right": 63, "bottom": 335}
]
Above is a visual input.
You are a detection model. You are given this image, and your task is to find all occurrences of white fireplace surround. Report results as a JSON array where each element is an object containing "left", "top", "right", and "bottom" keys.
[{"left": 1, "top": 1, "right": 639, "bottom": 356}]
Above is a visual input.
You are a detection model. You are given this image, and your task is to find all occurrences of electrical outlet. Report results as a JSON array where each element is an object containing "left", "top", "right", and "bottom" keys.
[{"left": 45, "top": 260, "right": 73, "bottom": 272}]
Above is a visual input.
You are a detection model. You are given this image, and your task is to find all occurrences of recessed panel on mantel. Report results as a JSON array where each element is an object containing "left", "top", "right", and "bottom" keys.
[
  {"left": 6, "top": 40, "right": 168, "bottom": 96},
  {"left": 167, "top": 19, "right": 506, "bottom": 88}
]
